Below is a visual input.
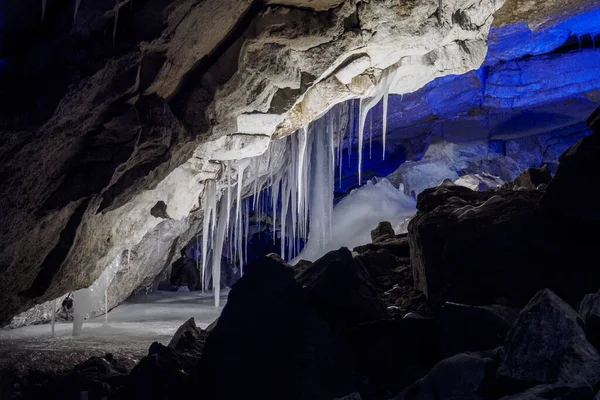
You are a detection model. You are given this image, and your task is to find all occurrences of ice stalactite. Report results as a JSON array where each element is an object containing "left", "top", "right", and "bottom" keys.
[
  {"left": 127, "top": 249, "right": 131, "bottom": 271},
  {"left": 211, "top": 194, "right": 229, "bottom": 308},
  {"left": 202, "top": 179, "right": 217, "bottom": 292},
  {"left": 41, "top": 0, "right": 47, "bottom": 20},
  {"left": 369, "top": 112, "right": 373, "bottom": 160}
]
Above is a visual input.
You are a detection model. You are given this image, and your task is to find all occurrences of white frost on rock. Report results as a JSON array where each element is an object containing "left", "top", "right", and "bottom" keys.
[{"left": 454, "top": 173, "right": 505, "bottom": 191}]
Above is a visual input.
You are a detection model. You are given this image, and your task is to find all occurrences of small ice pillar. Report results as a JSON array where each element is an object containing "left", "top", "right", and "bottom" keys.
[
  {"left": 51, "top": 299, "right": 56, "bottom": 338},
  {"left": 72, "top": 289, "right": 93, "bottom": 337}
]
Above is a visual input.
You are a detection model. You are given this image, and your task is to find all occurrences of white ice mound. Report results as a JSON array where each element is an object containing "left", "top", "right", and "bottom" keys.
[{"left": 294, "top": 178, "right": 416, "bottom": 263}]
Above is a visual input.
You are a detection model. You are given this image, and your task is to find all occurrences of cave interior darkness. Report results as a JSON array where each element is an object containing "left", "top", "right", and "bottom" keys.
[{"left": 1, "top": 1, "right": 600, "bottom": 400}]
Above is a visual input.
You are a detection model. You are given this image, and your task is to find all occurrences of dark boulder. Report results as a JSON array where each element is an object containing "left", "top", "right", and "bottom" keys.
[
  {"left": 408, "top": 185, "right": 546, "bottom": 308},
  {"left": 354, "top": 236, "right": 411, "bottom": 259},
  {"left": 117, "top": 342, "right": 200, "bottom": 400},
  {"left": 498, "top": 289, "right": 600, "bottom": 388},
  {"left": 438, "top": 302, "right": 520, "bottom": 358},
  {"left": 394, "top": 353, "right": 495, "bottom": 400},
  {"left": 347, "top": 318, "right": 441, "bottom": 398},
  {"left": 198, "top": 255, "right": 357, "bottom": 400},
  {"left": 499, "top": 382, "right": 594, "bottom": 400},
  {"left": 354, "top": 248, "right": 398, "bottom": 280},
  {"left": 508, "top": 165, "right": 552, "bottom": 190},
  {"left": 296, "top": 247, "right": 389, "bottom": 333},
  {"left": 170, "top": 256, "right": 201, "bottom": 291},
  {"left": 167, "top": 317, "right": 206, "bottom": 355},
  {"left": 579, "top": 291, "right": 600, "bottom": 351},
  {"left": 540, "top": 108, "right": 600, "bottom": 222},
  {"left": 371, "top": 221, "right": 396, "bottom": 243}
]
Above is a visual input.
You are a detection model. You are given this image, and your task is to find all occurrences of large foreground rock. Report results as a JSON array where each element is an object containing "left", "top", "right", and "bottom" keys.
[
  {"left": 499, "top": 382, "right": 594, "bottom": 400},
  {"left": 498, "top": 289, "right": 600, "bottom": 387},
  {"left": 408, "top": 184, "right": 546, "bottom": 307},
  {"left": 580, "top": 290, "right": 600, "bottom": 351},
  {"left": 347, "top": 318, "right": 440, "bottom": 397},
  {"left": 438, "top": 302, "right": 519, "bottom": 358},
  {"left": 198, "top": 255, "right": 356, "bottom": 400},
  {"left": 296, "top": 247, "right": 389, "bottom": 333},
  {"left": 395, "top": 354, "right": 494, "bottom": 400}
]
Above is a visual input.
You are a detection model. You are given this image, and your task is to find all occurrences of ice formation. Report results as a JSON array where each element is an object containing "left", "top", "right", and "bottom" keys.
[
  {"left": 293, "top": 178, "right": 416, "bottom": 262},
  {"left": 196, "top": 89, "right": 420, "bottom": 306},
  {"left": 72, "top": 256, "right": 121, "bottom": 336}
]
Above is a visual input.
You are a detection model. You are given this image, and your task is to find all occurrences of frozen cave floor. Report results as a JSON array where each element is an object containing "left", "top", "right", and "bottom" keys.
[{"left": 0, "top": 290, "right": 226, "bottom": 375}]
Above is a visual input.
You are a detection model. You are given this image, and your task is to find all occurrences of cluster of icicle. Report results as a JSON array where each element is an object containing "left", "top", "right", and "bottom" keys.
[{"left": 198, "top": 67, "right": 400, "bottom": 307}]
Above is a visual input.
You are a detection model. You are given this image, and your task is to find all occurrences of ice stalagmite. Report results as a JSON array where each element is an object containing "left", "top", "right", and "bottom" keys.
[{"left": 51, "top": 299, "right": 56, "bottom": 338}]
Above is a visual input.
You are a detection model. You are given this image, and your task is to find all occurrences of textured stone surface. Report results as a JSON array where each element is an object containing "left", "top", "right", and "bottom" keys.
[
  {"left": 498, "top": 289, "right": 600, "bottom": 386},
  {"left": 395, "top": 354, "right": 493, "bottom": 400},
  {"left": 0, "top": 0, "right": 504, "bottom": 326}
]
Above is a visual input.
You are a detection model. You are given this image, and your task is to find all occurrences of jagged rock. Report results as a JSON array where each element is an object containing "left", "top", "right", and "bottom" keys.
[
  {"left": 118, "top": 342, "right": 200, "bottom": 400},
  {"left": 499, "top": 382, "right": 594, "bottom": 400},
  {"left": 334, "top": 393, "right": 363, "bottom": 400},
  {"left": 408, "top": 184, "right": 545, "bottom": 308},
  {"left": 498, "top": 289, "right": 600, "bottom": 387},
  {"left": 167, "top": 318, "right": 205, "bottom": 355},
  {"left": 347, "top": 318, "right": 440, "bottom": 397},
  {"left": 540, "top": 110, "right": 600, "bottom": 221},
  {"left": 394, "top": 354, "right": 494, "bottom": 400},
  {"left": 438, "top": 302, "right": 520, "bottom": 358},
  {"left": 508, "top": 165, "right": 552, "bottom": 190},
  {"left": 579, "top": 291, "right": 600, "bottom": 351},
  {"left": 353, "top": 236, "right": 411, "bottom": 259},
  {"left": 371, "top": 221, "right": 396, "bottom": 243},
  {"left": 170, "top": 256, "right": 201, "bottom": 291},
  {"left": 354, "top": 248, "right": 398, "bottom": 280},
  {"left": 296, "top": 247, "right": 389, "bottom": 333},
  {"left": 293, "top": 259, "right": 313, "bottom": 277},
  {"left": 198, "top": 255, "right": 356, "bottom": 400}
]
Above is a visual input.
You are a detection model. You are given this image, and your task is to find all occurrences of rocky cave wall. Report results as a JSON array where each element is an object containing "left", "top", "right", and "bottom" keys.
[{"left": 1, "top": 0, "right": 599, "bottom": 327}]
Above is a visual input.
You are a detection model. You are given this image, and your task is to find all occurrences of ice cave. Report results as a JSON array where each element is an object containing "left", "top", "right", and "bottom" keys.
[{"left": 1, "top": 0, "right": 600, "bottom": 399}]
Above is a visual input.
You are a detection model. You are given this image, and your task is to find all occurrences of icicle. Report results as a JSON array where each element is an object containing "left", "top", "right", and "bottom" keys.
[
  {"left": 243, "top": 200, "right": 249, "bottom": 275},
  {"left": 226, "top": 161, "right": 232, "bottom": 229},
  {"left": 369, "top": 111, "right": 373, "bottom": 160},
  {"left": 127, "top": 249, "right": 131, "bottom": 271},
  {"left": 272, "top": 178, "right": 280, "bottom": 244},
  {"left": 51, "top": 299, "right": 56, "bottom": 338},
  {"left": 73, "top": 0, "right": 81, "bottom": 24},
  {"left": 196, "top": 235, "right": 199, "bottom": 272},
  {"left": 382, "top": 88, "right": 389, "bottom": 161},
  {"left": 578, "top": 34, "right": 582, "bottom": 51},
  {"left": 358, "top": 100, "right": 365, "bottom": 185},
  {"left": 348, "top": 100, "right": 354, "bottom": 167},
  {"left": 211, "top": 197, "right": 229, "bottom": 308},
  {"left": 252, "top": 158, "right": 259, "bottom": 210},
  {"left": 42, "top": 0, "right": 47, "bottom": 20},
  {"left": 202, "top": 181, "right": 217, "bottom": 292}
]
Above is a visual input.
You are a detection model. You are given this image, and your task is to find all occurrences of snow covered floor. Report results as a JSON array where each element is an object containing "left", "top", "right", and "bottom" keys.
[{"left": 0, "top": 290, "right": 227, "bottom": 373}]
